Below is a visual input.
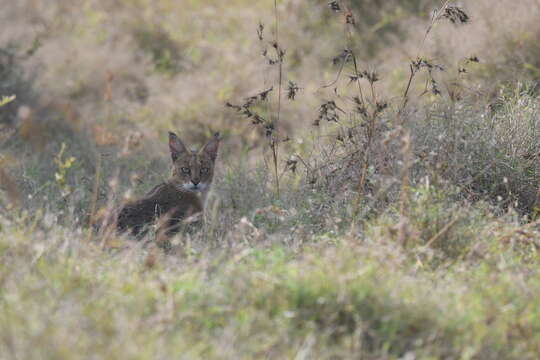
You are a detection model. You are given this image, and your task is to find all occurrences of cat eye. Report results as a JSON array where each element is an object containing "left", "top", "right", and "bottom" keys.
[
  {"left": 200, "top": 167, "right": 209, "bottom": 174},
  {"left": 181, "top": 167, "right": 191, "bottom": 174}
]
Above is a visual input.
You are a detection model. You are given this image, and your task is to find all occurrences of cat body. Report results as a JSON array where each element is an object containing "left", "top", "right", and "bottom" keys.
[{"left": 117, "top": 132, "right": 220, "bottom": 237}]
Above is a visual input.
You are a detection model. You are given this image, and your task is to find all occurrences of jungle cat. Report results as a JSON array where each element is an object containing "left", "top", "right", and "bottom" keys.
[{"left": 117, "top": 131, "right": 220, "bottom": 237}]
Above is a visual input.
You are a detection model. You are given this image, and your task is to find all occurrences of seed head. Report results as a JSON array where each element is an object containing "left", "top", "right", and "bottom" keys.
[
  {"left": 287, "top": 81, "right": 300, "bottom": 100},
  {"left": 328, "top": 1, "right": 340, "bottom": 12},
  {"left": 257, "top": 22, "right": 264, "bottom": 41},
  {"left": 442, "top": 6, "right": 469, "bottom": 24}
]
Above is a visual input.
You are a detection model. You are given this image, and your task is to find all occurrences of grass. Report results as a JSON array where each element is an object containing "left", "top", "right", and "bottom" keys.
[
  {"left": 2, "top": 208, "right": 540, "bottom": 359},
  {"left": 1, "top": 0, "right": 540, "bottom": 358}
]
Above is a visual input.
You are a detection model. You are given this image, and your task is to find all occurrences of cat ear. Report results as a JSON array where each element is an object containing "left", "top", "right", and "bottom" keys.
[
  {"left": 201, "top": 132, "right": 220, "bottom": 162},
  {"left": 168, "top": 131, "right": 187, "bottom": 162}
]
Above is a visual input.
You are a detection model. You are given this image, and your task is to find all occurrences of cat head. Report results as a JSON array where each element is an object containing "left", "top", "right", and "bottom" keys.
[{"left": 168, "top": 131, "right": 220, "bottom": 194}]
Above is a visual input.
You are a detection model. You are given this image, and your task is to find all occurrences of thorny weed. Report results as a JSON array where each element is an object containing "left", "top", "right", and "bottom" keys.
[
  {"left": 227, "top": 1, "right": 474, "bottom": 229},
  {"left": 306, "top": 1, "right": 472, "bottom": 225},
  {"left": 226, "top": 2, "right": 298, "bottom": 201}
]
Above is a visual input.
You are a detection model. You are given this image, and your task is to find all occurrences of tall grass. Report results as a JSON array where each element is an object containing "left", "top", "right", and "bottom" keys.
[{"left": 1, "top": 0, "right": 540, "bottom": 358}]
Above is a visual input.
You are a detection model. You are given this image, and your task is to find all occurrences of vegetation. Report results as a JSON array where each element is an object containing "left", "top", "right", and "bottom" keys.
[{"left": 1, "top": 0, "right": 540, "bottom": 359}]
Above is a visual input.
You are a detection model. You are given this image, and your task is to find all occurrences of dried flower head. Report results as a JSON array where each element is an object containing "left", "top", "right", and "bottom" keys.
[
  {"left": 412, "top": 58, "right": 444, "bottom": 72},
  {"left": 353, "top": 96, "right": 368, "bottom": 117},
  {"left": 264, "top": 123, "right": 274, "bottom": 137},
  {"left": 348, "top": 73, "right": 363, "bottom": 85},
  {"left": 258, "top": 87, "right": 273, "bottom": 101},
  {"left": 287, "top": 81, "right": 300, "bottom": 100},
  {"left": 316, "top": 100, "right": 344, "bottom": 124},
  {"left": 226, "top": 87, "right": 273, "bottom": 126},
  {"left": 286, "top": 158, "right": 298, "bottom": 173},
  {"left": 257, "top": 22, "right": 264, "bottom": 41},
  {"left": 263, "top": 42, "right": 285, "bottom": 65},
  {"left": 333, "top": 49, "right": 352, "bottom": 66},
  {"left": 430, "top": 78, "right": 441, "bottom": 95},
  {"left": 442, "top": 6, "right": 469, "bottom": 24},
  {"left": 362, "top": 70, "right": 380, "bottom": 84},
  {"left": 458, "top": 56, "right": 479, "bottom": 75},
  {"left": 225, "top": 102, "right": 241, "bottom": 111},
  {"left": 328, "top": 1, "right": 340, "bottom": 12}
]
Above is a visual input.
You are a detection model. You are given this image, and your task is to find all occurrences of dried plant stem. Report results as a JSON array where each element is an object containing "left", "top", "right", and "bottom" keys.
[
  {"left": 399, "top": 129, "right": 413, "bottom": 217},
  {"left": 352, "top": 154, "right": 370, "bottom": 219},
  {"left": 398, "top": 0, "right": 452, "bottom": 121},
  {"left": 321, "top": 53, "right": 348, "bottom": 89},
  {"left": 399, "top": 64, "right": 415, "bottom": 118},
  {"left": 419, "top": 0, "right": 451, "bottom": 55},
  {"left": 345, "top": 20, "right": 371, "bottom": 220},
  {"left": 346, "top": 18, "right": 365, "bottom": 105},
  {"left": 352, "top": 108, "right": 378, "bottom": 220},
  {"left": 273, "top": 0, "right": 282, "bottom": 199},
  {"left": 86, "top": 153, "right": 102, "bottom": 242}
]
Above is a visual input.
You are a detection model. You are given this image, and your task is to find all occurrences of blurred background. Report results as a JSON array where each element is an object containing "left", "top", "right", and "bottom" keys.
[{"left": 1, "top": 0, "right": 540, "bottom": 216}]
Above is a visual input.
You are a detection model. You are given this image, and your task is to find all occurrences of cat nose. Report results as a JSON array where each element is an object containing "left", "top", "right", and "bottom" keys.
[{"left": 191, "top": 179, "right": 200, "bottom": 186}]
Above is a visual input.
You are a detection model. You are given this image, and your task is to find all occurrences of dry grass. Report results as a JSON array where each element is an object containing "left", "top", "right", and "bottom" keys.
[{"left": 1, "top": 0, "right": 540, "bottom": 358}]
